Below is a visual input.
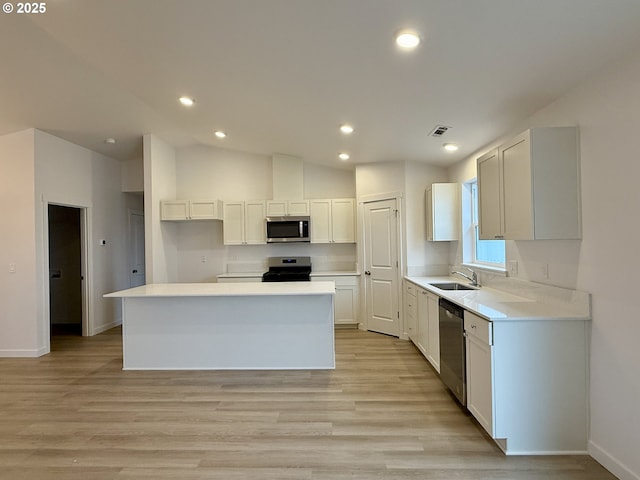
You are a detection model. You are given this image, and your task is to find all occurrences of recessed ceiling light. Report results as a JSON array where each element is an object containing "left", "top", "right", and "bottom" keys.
[
  {"left": 104, "top": 137, "right": 116, "bottom": 144},
  {"left": 214, "top": 130, "right": 227, "bottom": 139},
  {"left": 339, "top": 153, "right": 350, "bottom": 161},
  {"left": 395, "top": 29, "right": 421, "bottom": 49},
  {"left": 179, "top": 96, "right": 195, "bottom": 107},
  {"left": 340, "top": 124, "right": 354, "bottom": 135},
  {"left": 443, "top": 143, "right": 459, "bottom": 152}
]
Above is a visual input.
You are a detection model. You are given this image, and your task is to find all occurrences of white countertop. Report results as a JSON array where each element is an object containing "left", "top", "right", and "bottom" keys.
[
  {"left": 405, "top": 276, "right": 590, "bottom": 321},
  {"left": 105, "top": 281, "right": 335, "bottom": 298}
]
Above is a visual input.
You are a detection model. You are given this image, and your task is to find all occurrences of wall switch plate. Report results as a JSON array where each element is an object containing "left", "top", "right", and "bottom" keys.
[{"left": 8, "top": 263, "right": 16, "bottom": 273}]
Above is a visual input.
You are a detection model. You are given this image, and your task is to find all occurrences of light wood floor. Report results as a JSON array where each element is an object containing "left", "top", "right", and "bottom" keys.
[{"left": 0, "top": 327, "right": 616, "bottom": 480}]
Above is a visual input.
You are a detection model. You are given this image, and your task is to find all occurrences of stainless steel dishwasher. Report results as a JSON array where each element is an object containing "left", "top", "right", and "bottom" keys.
[{"left": 439, "top": 298, "right": 466, "bottom": 405}]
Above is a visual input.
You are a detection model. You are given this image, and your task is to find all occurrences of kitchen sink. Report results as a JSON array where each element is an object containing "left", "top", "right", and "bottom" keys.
[{"left": 428, "top": 282, "right": 477, "bottom": 291}]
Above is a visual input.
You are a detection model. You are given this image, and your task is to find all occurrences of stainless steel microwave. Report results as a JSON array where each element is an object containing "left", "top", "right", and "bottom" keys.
[{"left": 266, "top": 216, "right": 310, "bottom": 243}]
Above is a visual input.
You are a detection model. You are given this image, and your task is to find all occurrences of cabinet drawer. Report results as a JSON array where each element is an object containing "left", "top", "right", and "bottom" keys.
[
  {"left": 405, "top": 282, "right": 417, "bottom": 297},
  {"left": 464, "top": 311, "right": 492, "bottom": 345}
]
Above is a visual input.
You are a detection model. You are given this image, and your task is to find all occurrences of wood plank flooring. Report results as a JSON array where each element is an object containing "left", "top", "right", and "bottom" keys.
[{"left": 0, "top": 327, "right": 616, "bottom": 479}]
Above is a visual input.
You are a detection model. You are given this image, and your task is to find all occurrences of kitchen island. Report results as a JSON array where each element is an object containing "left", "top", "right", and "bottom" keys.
[{"left": 104, "top": 282, "right": 335, "bottom": 370}]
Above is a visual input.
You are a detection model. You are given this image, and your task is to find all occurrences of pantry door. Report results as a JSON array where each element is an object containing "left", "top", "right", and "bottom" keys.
[{"left": 363, "top": 198, "right": 400, "bottom": 336}]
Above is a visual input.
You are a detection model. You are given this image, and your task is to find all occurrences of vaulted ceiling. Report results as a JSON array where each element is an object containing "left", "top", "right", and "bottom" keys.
[{"left": 2, "top": 0, "right": 640, "bottom": 169}]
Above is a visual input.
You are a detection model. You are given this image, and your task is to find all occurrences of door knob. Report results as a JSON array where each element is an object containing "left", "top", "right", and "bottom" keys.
[
  {"left": 365, "top": 271, "right": 371, "bottom": 275},
  {"left": 132, "top": 269, "right": 138, "bottom": 274}
]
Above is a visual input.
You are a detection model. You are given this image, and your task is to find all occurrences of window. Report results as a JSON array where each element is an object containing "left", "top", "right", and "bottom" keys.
[{"left": 470, "top": 181, "right": 505, "bottom": 267}]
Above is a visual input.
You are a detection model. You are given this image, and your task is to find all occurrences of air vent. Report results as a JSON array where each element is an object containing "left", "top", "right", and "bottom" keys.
[{"left": 430, "top": 125, "right": 451, "bottom": 137}]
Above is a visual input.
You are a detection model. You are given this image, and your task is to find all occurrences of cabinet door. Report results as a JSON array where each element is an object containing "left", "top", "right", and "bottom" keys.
[
  {"left": 465, "top": 311, "right": 494, "bottom": 436},
  {"left": 266, "top": 200, "right": 287, "bottom": 216},
  {"left": 244, "top": 201, "right": 266, "bottom": 244},
  {"left": 430, "top": 184, "right": 459, "bottom": 241},
  {"left": 223, "top": 201, "right": 245, "bottom": 245},
  {"left": 287, "top": 200, "right": 310, "bottom": 216},
  {"left": 477, "top": 149, "right": 502, "bottom": 239},
  {"left": 310, "top": 200, "right": 332, "bottom": 243},
  {"left": 426, "top": 292, "right": 440, "bottom": 373},
  {"left": 161, "top": 200, "right": 189, "bottom": 221},
  {"left": 501, "top": 131, "right": 534, "bottom": 240},
  {"left": 416, "top": 289, "right": 429, "bottom": 356},
  {"left": 335, "top": 285, "right": 357, "bottom": 324},
  {"left": 331, "top": 199, "right": 355, "bottom": 243},
  {"left": 466, "top": 334, "right": 494, "bottom": 435},
  {"left": 189, "top": 200, "right": 222, "bottom": 220}
]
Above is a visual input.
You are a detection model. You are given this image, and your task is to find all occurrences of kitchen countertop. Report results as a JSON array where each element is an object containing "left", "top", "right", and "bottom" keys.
[
  {"left": 105, "top": 281, "right": 335, "bottom": 298},
  {"left": 405, "top": 276, "right": 590, "bottom": 321}
]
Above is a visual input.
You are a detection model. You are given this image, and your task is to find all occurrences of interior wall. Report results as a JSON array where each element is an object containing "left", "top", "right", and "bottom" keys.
[
  {"left": 170, "top": 144, "right": 357, "bottom": 281},
  {"left": 0, "top": 130, "right": 39, "bottom": 356},
  {"left": 35, "top": 130, "right": 130, "bottom": 338},
  {"left": 143, "top": 134, "right": 177, "bottom": 283},
  {"left": 448, "top": 50, "right": 640, "bottom": 480}
]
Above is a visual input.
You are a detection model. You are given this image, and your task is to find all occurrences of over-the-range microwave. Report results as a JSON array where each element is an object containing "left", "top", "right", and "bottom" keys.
[{"left": 266, "top": 216, "right": 310, "bottom": 243}]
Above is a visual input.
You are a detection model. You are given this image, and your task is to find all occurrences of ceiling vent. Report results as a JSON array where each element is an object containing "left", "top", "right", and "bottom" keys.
[{"left": 430, "top": 125, "right": 451, "bottom": 137}]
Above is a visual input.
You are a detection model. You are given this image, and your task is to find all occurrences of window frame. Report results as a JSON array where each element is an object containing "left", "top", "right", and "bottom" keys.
[{"left": 467, "top": 180, "right": 506, "bottom": 270}]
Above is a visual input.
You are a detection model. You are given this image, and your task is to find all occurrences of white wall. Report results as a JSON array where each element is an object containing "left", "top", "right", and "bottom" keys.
[
  {"left": 155, "top": 144, "right": 358, "bottom": 282},
  {"left": 404, "top": 161, "right": 451, "bottom": 276},
  {"left": 449, "top": 50, "right": 640, "bottom": 480},
  {"left": 0, "top": 130, "right": 39, "bottom": 356},
  {"left": 143, "top": 134, "right": 177, "bottom": 283},
  {"left": 34, "top": 130, "right": 131, "bottom": 339}
]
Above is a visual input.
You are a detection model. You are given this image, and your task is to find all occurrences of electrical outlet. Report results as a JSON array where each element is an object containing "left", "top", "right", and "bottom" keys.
[
  {"left": 8, "top": 263, "right": 16, "bottom": 274},
  {"left": 201, "top": 256, "right": 207, "bottom": 263},
  {"left": 541, "top": 263, "right": 549, "bottom": 279},
  {"left": 508, "top": 260, "right": 518, "bottom": 275}
]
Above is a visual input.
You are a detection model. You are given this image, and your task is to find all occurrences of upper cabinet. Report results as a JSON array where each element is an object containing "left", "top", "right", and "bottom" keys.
[
  {"left": 161, "top": 199, "right": 223, "bottom": 221},
  {"left": 223, "top": 200, "right": 266, "bottom": 245},
  {"left": 477, "top": 127, "right": 581, "bottom": 240},
  {"left": 266, "top": 200, "right": 309, "bottom": 217},
  {"left": 426, "top": 183, "right": 460, "bottom": 241},
  {"left": 309, "top": 198, "right": 356, "bottom": 244}
]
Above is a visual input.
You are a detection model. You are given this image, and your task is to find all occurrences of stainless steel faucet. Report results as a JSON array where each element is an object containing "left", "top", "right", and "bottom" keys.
[{"left": 451, "top": 266, "right": 479, "bottom": 287}]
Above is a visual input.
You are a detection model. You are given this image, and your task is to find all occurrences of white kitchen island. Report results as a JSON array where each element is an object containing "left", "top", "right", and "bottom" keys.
[{"left": 104, "top": 282, "right": 335, "bottom": 370}]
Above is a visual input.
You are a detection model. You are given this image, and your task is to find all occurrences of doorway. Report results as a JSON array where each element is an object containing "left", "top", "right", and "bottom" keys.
[
  {"left": 128, "top": 209, "right": 146, "bottom": 287},
  {"left": 48, "top": 204, "right": 84, "bottom": 336},
  {"left": 362, "top": 197, "right": 401, "bottom": 336}
]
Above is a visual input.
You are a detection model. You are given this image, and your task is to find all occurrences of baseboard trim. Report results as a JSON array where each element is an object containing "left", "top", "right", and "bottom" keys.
[
  {"left": 589, "top": 440, "right": 640, "bottom": 480},
  {"left": 0, "top": 347, "right": 46, "bottom": 358},
  {"left": 91, "top": 319, "right": 122, "bottom": 336}
]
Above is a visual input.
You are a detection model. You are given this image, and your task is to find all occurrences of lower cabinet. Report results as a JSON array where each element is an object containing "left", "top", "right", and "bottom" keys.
[
  {"left": 404, "top": 281, "right": 440, "bottom": 373},
  {"left": 464, "top": 312, "right": 494, "bottom": 435},
  {"left": 312, "top": 276, "right": 359, "bottom": 326},
  {"left": 463, "top": 310, "right": 589, "bottom": 454}
]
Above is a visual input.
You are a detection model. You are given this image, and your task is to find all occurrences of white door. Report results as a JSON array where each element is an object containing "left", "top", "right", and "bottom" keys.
[
  {"left": 363, "top": 198, "right": 400, "bottom": 336},
  {"left": 129, "top": 210, "right": 146, "bottom": 287}
]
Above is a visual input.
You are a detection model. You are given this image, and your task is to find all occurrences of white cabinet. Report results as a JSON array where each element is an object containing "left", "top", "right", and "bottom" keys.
[
  {"left": 477, "top": 127, "right": 581, "bottom": 240},
  {"left": 463, "top": 310, "right": 589, "bottom": 454},
  {"left": 411, "top": 285, "right": 440, "bottom": 373},
  {"left": 425, "top": 291, "right": 440, "bottom": 373},
  {"left": 161, "top": 199, "right": 223, "bottom": 221},
  {"left": 426, "top": 183, "right": 459, "bottom": 241},
  {"left": 464, "top": 311, "right": 494, "bottom": 435},
  {"left": 404, "top": 281, "right": 417, "bottom": 341},
  {"left": 309, "top": 198, "right": 355, "bottom": 244},
  {"left": 266, "top": 200, "right": 309, "bottom": 216},
  {"left": 223, "top": 200, "right": 266, "bottom": 245},
  {"left": 312, "top": 275, "right": 359, "bottom": 325}
]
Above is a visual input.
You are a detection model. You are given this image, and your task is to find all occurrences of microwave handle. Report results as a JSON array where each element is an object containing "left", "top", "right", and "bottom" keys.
[{"left": 299, "top": 221, "right": 304, "bottom": 237}]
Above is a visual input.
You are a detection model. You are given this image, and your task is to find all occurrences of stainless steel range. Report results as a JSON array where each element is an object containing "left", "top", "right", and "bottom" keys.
[{"left": 261, "top": 256, "right": 312, "bottom": 282}]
